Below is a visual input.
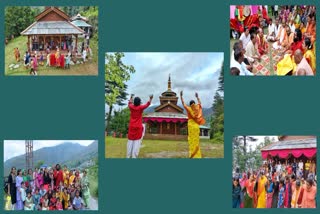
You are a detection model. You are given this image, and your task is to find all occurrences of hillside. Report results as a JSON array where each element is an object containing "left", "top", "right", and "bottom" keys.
[{"left": 4, "top": 141, "right": 98, "bottom": 175}]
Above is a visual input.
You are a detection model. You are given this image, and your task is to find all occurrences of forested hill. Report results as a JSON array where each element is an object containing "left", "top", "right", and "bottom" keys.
[{"left": 4, "top": 141, "right": 98, "bottom": 175}]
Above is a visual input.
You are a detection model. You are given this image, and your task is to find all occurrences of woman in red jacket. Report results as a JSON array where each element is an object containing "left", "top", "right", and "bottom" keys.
[{"left": 127, "top": 94, "right": 153, "bottom": 158}]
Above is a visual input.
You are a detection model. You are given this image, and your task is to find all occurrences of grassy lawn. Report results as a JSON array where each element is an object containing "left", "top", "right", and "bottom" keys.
[
  {"left": 5, "top": 36, "right": 98, "bottom": 76},
  {"left": 105, "top": 136, "right": 224, "bottom": 158}
]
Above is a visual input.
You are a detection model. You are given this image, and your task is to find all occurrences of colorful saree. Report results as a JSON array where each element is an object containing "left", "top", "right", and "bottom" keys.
[
  {"left": 256, "top": 176, "right": 267, "bottom": 208},
  {"left": 184, "top": 103, "right": 206, "bottom": 158},
  {"left": 304, "top": 50, "right": 316, "bottom": 74}
]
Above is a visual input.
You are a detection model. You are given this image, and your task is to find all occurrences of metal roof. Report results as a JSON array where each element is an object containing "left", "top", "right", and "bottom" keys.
[
  {"left": 199, "top": 125, "right": 210, "bottom": 129},
  {"left": 71, "top": 20, "right": 92, "bottom": 28},
  {"left": 71, "top": 13, "right": 88, "bottom": 22},
  {"left": 21, "top": 21, "right": 85, "bottom": 35},
  {"left": 143, "top": 112, "right": 187, "bottom": 119},
  {"left": 261, "top": 138, "right": 316, "bottom": 151}
]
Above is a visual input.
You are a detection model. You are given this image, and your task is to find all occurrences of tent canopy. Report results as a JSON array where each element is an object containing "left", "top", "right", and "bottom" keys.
[{"left": 261, "top": 138, "right": 316, "bottom": 159}]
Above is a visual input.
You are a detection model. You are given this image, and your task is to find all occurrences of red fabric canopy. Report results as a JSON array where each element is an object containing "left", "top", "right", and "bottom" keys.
[
  {"left": 143, "top": 117, "right": 187, "bottom": 123},
  {"left": 261, "top": 148, "right": 316, "bottom": 159}
]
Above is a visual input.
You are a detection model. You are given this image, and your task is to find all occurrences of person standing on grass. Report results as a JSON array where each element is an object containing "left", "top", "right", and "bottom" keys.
[
  {"left": 180, "top": 91, "right": 205, "bottom": 158},
  {"left": 127, "top": 94, "right": 153, "bottom": 158},
  {"left": 83, "top": 48, "right": 87, "bottom": 63}
]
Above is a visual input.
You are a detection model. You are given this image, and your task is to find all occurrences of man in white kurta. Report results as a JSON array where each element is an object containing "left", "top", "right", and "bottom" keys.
[
  {"left": 245, "top": 34, "right": 261, "bottom": 61},
  {"left": 239, "top": 27, "right": 251, "bottom": 49}
]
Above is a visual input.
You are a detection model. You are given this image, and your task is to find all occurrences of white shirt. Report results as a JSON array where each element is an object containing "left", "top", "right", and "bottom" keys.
[
  {"left": 274, "top": 25, "right": 281, "bottom": 38},
  {"left": 245, "top": 40, "right": 258, "bottom": 58},
  {"left": 276, "top": 164, "right": 282, "bottom": 172},
  {"left": 230, "top": 60, "right": 253, "bottom": 76},
  {"left": 298, "top": 162, "right": 303, "bottom": 170},
  {"left": 289, "top": 23, "right": 296, "bottom": 33},
  {"left": 274, "top": 5, "right": 278, "bottom": 11},
  {"left": 239, "top": 33, "right": 251, "bottom": 49},
  {"left": 268, "top": 23, "right": 275, "bottom": 36}
]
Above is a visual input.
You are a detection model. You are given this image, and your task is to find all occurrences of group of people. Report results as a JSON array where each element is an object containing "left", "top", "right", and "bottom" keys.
[
  {"left": 5, "top": 164, "right": 91, "bottom": 211},
  {"left": 13, "top": 43, "right": 92, "bottom": 75},
  {"left": 20, "top": 49, "right": 72, "bottom": 75},
  {"left": 126, "top": 92, "right": 205, "bottom": 158},
  {"left": 231, "top": 5, "right": 316, "bottom": 76},
  {"left": 232, "top": 158, "right": 317, "bottom": 208}
]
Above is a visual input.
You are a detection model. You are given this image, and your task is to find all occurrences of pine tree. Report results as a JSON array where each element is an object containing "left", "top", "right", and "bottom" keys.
[{"left": 210, "top": 62, "right": 224, "bottom": 142}]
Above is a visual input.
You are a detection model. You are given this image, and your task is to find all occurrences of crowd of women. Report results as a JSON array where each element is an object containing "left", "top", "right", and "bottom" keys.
[
  {"left": 232, "top": 159, "right": 317, "bottom": 208},
  {"left": 5, "top": 164, "right": 91, "bottom": 210}
]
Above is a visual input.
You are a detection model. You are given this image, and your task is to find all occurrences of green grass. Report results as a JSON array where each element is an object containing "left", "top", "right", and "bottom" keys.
[
  {"left": 5, "top": 36, "right": 98, "bottom": 76},
  {"left": 105, "top": 136, "right": 224, "bottom": 158},
  {"left": 87, "top": 165, "right": 98, "bottom": 198}
]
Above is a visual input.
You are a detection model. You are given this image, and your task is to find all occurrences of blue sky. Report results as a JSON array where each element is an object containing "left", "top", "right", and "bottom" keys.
[
  {"left": 106, "top": 52, "right": 224, "bottom": 112},
  {"left": 4, "top": 140, "right": 95, "bottom": 161}
]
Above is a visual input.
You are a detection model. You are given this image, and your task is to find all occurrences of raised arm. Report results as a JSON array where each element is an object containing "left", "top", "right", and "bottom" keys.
[
  {"left": 129, "top": 94, "right": 134, "bottom": 103},
  {"left": 128, "top": 94, "right": 134, "bottom": 108},
  {"left": 195, "top": 92, "right": 201, "bottom": 105},
  {"left": 180, "top": 91, "right": 186, "bottom": 107},
  {"left": 140, "top": 94, "right": 153, "bottom": 110}
]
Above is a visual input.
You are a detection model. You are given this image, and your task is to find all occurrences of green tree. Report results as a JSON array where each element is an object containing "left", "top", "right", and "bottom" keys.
[
  {"left": 218, "top": 64, "right": 224, "bottom": 92},
  {"left": 109, "top": 108, "right": 130, "bottom": 135},
  {"left": 105, "top": 53, "right": 135, "bottom": 132},
  {"left": 5, "top": 7, "right": 35, "bottom": 38},
  {"left": 210, "top": 62, "right": 224, "bottom": 142},
  {"left": 233, "top": 136, "right": 258, "bottom": 172},
  {"left": 81, "top": 7, "right": 99, "bottom": 38},
  {"left": 35, "top": 160, "right": 45, "bottom": 169}
]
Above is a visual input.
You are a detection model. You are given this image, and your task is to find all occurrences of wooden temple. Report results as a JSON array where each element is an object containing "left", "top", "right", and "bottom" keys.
[
  {"left": 21, "top": 7, "right": 85, "bottom": 53},
  {"left": 143, "top": 75, "right": 188, "bottom": 140}
]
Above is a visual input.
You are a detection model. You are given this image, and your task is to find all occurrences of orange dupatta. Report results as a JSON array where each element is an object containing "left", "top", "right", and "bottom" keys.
[{"left": 185, "top": 104, "right": 206, "bottom": 125}]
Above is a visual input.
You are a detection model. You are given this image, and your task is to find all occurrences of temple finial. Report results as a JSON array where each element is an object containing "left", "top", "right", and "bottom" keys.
[{"left": 168, "top": 74, "right": 171, "bottom": 90}]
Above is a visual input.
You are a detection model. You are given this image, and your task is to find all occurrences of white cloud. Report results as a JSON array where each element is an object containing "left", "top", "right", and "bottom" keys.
[
  {"left": 106, "top": 52, "right": 224, "bottom": 111},
  {"left": 4, "top": 140, "right": 95, "bottom": 161},
  {"left": 242, "top": 136, "right": 278, "bottom": 150}
]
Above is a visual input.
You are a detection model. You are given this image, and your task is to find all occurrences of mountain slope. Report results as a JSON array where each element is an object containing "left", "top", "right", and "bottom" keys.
[{"left": 4, "top": 141, "right": 97, "bottom": 175}]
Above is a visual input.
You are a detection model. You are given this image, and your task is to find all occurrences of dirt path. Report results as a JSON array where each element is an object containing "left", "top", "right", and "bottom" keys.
[{"left": 88, "top": 196, "right": 98, "bottom": 210}]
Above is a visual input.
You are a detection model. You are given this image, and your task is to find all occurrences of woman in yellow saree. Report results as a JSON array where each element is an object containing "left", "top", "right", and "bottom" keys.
[
  {"left": 256, "top": 172, "right": 267, "bottom": 208},
  {"left": 180, "top": 91, "right": 205, "bottom": 158},
  {"left": 303, "top": 38, "right": 316, "bottom": 74}
]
